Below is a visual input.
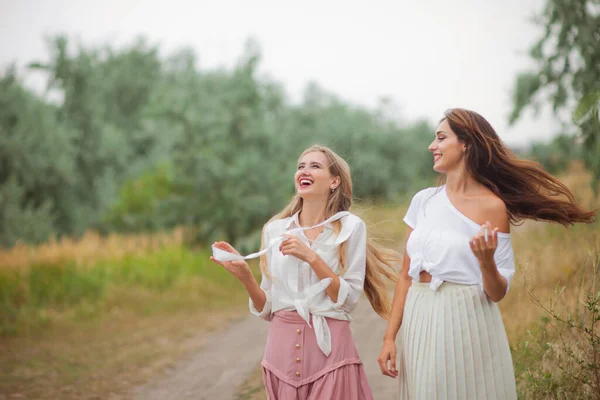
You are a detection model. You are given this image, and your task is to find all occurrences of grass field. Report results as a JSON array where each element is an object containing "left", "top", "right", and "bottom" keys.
[{"left": 0, "top": 229, "right": 254, "bottom": 398}]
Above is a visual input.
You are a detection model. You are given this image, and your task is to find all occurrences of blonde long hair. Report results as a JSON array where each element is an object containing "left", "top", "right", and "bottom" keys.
[{"left": 260, "top": 145, "right": 401, "bottom": 319}]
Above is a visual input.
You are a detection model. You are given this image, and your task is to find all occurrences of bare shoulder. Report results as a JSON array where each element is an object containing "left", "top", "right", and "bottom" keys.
[{"left": 480, "top": 193, "right": 510, "bottom": 233}]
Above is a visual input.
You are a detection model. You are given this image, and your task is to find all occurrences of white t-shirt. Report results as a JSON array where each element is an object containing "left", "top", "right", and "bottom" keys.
[
  {"left": 404, "top": 185, "right": 515, "bottom": 293},
  {"left": 250, "top": 211, "right": 367, "bottom": 356}
]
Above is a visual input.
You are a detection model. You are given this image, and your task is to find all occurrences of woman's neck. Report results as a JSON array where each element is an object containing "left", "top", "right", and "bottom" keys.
[
  {"left": 445, "top": 165, "right": 479, "bottom": 194},
  {"left": 298, "top": 199, "right": 328, "bottom": 227}
]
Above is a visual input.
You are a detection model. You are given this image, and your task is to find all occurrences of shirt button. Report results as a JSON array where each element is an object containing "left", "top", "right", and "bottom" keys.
[
  {"left": 295, "top": 372, "right": 301, "bottom": 377},
  {"left": 296, "top": 357, "right": 301, "bottom": 363},
  {"left": 296, "top": 329, "right": 301, "bottom": 334},
  {"left": 295, "top": 344, "right": 301, "bottom": 349}
]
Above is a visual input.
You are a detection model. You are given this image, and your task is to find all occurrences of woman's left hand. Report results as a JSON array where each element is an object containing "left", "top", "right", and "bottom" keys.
[
  {"left": 469, "top": 221, "right": 499, "bottom": 269},
  {"left": 279, "top": 234, "right": 317, "bottom": 263}
]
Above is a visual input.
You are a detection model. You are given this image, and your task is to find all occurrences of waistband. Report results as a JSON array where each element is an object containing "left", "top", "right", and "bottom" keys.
[
  {"left": 410, "top": 281, "right": 479, "bottom": 292},
  {"left": 272, "top": 310, "right": 307, "bottom": 324}
]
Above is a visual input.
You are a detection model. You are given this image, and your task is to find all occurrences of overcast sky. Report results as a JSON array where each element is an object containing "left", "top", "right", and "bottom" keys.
[{"left": 1, "top": 0, "right": 560, "bottom": 147}]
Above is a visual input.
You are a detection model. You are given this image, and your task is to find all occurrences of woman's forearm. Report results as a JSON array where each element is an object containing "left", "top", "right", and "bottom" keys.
[
  {"left": 383, "top": 275, "right": 411, "bottom": 341},
  {"left": 307, "top": 253, "right": 341, "bottom": 303},
  {"left": 480, "top": 260, "right": 507, "bottom": 302},
  {"left": 240, "top": 273, "right": 267, "bottom": 311},
  {"left": 384, "top": 230, "right": 414, "bottom": 342}
]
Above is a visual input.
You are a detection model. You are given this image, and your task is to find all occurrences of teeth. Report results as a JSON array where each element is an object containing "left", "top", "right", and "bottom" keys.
[{"left": 300, "top": 179, "right": 312, "bottom": 185}]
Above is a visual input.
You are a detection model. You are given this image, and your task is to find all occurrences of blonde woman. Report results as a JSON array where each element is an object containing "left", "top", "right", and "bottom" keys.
[
  {"left": 211, "top": 144, "right": 400, "bottom": 400},
  {"left": 378, "top": 108, "right": 596, "bottom": 399}
]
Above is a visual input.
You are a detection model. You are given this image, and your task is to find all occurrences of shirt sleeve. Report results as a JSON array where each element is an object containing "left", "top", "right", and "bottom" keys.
[
  {"left": 494, "top": 236, "right": 516, "bottom": 294},
  {"left": 332, "top": 218, "right": 367, "bottom": 314},
  {"left": 249, "top": 224, "right": 273, "bottom": 320},
  {"left": 403, "top": 190, "right": 424, "bottom": 229}
]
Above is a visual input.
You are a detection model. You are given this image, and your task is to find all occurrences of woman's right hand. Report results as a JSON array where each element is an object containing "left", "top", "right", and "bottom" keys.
[
  {"left": 210, "top": 241, "right": 252, "bottom": 281},
  {"left": 378, "top": 339, "right": 399, "bottom": 378}
]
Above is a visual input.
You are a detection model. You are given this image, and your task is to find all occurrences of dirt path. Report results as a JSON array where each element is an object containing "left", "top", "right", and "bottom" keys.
[
  {"left": 134, "top": 298, "right": 400, "bottom": 400},
  {"left": 133, "top": 314, "right": 269, "bottom": 400}
]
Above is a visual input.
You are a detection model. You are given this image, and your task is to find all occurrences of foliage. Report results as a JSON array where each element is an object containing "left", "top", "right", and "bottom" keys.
[
  {"left": 0, "top": 36, "right": 437, "bottom": 247},
  {"left": 526, "top": 133, "right": 582, "bottom": 174},
  {"left": 510, "top": 0, "right": 600, "bottom": 190}
]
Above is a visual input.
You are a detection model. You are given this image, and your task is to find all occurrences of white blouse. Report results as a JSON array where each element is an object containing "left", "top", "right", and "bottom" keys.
[
  {"left": 250, "top": 211, "right": 367, "bottom": 356},
  {"left": 404, "top": 185, "right": 515, "bottom": 293}
]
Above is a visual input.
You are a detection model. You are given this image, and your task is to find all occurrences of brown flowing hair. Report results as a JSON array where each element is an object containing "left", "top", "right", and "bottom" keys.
[
  {"left": 259, "top": 145, "right": 401, "bottom": 319},
  {"left": 441, "top": 108, "right": 596, "bottom": 225}
]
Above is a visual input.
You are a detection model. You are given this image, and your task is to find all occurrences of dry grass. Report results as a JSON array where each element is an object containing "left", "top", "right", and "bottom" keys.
[
  {"left": 0, "top": 227, "right": 189, "bottom": 271},
  {"left": 501, "top": 162, "right": 599, "bottom": 342},
  {"left": 500, "top": 222, "right": 598, "bottom": 341},
  {"left": 517, "top": 251, "right": 600, "bottom": 399}
]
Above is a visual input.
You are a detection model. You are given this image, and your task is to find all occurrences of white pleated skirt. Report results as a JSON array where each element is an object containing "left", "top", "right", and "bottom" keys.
[{"left": 398, "top": 282, "right": 517, "bottom": 400}]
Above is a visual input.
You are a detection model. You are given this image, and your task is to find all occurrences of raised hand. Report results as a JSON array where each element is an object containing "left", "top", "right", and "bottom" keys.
[
  {"left": 469, "top": 221, "right": 499, "bottom": 270},
  {"left": 278, "top": 234, "right": 317, "bottom": 263},
  {"left": 210, "top": 241, "right": 252, "bottom": 280}
]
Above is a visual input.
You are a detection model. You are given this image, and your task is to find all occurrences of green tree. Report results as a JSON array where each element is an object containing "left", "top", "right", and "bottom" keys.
[
  {"left": 282, "top": 82, "right": 436, "bottom": 199},
  {"left": 0, "top": 68, "right": 74, "bottom": 246},
  {"left": 1, "top": 35, "right": 438, "bottom": 248},
  {"left": 528, "top": 133, "right": 582, "bottom": 174},
  {"left": 510, "top": 0, "right": 600, "bottom": 189},
  {"left": 162, "top": 41, "right": 291, "bottom": 244},
  {"left": 29, "top": 36, "right": 168, "bottom": 235}
]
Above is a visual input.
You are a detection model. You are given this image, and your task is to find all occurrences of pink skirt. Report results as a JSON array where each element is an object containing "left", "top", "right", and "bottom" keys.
[{"left": 262, "top": 310, "right": 372, "bottom": 400}]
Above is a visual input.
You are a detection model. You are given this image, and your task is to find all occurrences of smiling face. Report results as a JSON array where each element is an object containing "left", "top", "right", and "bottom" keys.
[
  {"left": 295, "top": 151, "right": 340, "bottom": 201},
  {"left": 428, "top": 119, "right": 467, "bottom": 173}
]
